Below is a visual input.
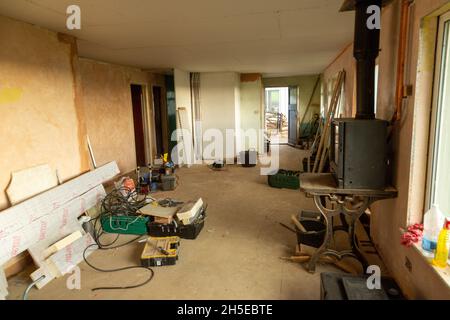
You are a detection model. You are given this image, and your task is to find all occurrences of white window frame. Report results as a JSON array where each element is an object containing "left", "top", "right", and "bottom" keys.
[{"left": 425, "top": 11, "right": 450, "bottom": 210}]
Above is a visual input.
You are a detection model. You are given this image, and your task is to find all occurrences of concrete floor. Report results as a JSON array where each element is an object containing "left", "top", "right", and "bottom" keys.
[{"left": 7, "top": 145, "right": 347, "bottom": 300}]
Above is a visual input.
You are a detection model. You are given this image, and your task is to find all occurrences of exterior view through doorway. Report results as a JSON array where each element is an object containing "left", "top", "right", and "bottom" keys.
[{"left": 264, "top": 86, "right": 298, "bottom": 145}]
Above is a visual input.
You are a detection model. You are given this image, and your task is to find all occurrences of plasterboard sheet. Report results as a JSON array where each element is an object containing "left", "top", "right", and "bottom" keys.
[
  {"left": 0, "top": 185, "right": 105, "bottom": 266},
  {"left": 6, "top": 164, "right": 58, "bottom": 206},
  {"left": 0, "top": 162, "right": 118, "bottom": 244}
]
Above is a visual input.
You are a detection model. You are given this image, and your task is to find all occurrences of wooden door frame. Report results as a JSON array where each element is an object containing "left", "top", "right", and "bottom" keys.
[
  {"left": 150, "top": 85, "right": 169, "bottom": 159},
  {"left": 131, "top": 82, "right": 153, "bottom": 166}
]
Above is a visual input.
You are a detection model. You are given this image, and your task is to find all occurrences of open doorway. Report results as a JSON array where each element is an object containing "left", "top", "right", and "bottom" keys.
[
  {"left": 130, "top": 84, "right": 147, "bottom": 166},
  {"left": 264, "top": 87, "right": 289, "bottom": 144},
  {"left": 152, "top": 86, "right": 164, "bottom": 156}
]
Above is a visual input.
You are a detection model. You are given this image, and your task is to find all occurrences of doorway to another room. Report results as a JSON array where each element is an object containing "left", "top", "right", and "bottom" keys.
[
  {"left": 152, "top": 86, "right": 166, "bottom": 156},
  {"left": 264, "top": 87, "right": 298, "bottom": 145},
  {"left": 131, "top": 84, "right": 147, "bottom": 167}
]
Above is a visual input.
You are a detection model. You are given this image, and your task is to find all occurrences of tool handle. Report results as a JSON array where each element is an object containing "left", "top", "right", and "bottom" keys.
[{"left": 291, "top": 215, "right": 307, "bottom": 233}]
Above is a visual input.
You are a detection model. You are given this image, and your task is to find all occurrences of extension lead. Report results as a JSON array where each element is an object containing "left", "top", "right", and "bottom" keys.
[{"left": 82, "top": 187, "right": 156, "bottom": 291}]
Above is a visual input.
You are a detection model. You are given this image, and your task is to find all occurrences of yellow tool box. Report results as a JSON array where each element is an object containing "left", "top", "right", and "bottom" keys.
[{"left": 141, "top": 236, "right": 180, "bottom": 267}]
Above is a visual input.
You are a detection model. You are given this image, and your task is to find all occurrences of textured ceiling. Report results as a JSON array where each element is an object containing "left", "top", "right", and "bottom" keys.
[{"left": 0, "top": 0, "right": 354, "bottom": 76}]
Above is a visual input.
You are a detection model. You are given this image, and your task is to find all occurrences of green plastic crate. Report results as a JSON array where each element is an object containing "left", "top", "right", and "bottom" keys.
[
  {"left": 267, "top": 169, "right": 300, "bottom": 189},
  {"left": 101, "top": 215, "right": 149, "bottom": 235}
]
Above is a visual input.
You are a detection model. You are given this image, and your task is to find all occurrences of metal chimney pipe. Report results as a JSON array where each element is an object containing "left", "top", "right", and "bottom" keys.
[{"left": 353, "top": 0, "right": 381, "bottom": 119}]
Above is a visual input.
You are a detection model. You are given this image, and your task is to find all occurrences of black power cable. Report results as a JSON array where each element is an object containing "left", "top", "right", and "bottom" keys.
[{"left": 82, "top": 187, "right": 155, "bottom": 291}]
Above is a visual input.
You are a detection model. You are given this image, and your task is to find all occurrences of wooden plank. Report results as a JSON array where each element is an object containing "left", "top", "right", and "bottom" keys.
[
  {"left": 46, "top": 233, "right": 97, "bottom": 277},
  {"left": 28, "top": 223, "right": 83, "bottom": 268},
  {"left": 0, "top": 162, "right": 118, "bottom": 246},
  {"left": 0, "top": 185, "right": 106, "bottom": 266},
  {"left": 6, "top": 164, "right": 58, "bottom": 206},
  {"left": 4, "top": 252, "right": 32, "bottom": 278},
  {"left": 312, "top": 71, "right": 344, "bottom": 172},
  {"left": 298, "top": 76, "right": 321, "bottom": 134},
  {"left": 284, "top": 253, "right": 359, "bottom": 274},
  {"left": 316, "top": 72, "right": 344, "bottom": 173},
  {"left": 139, "top": 203, "right": 178, "bottom": 218},
  {"left": 41, "top": 231, "right": 83, "bottom": 259},
  {"left": 30, "top": 264, "right": 55, "bottom": 290}
]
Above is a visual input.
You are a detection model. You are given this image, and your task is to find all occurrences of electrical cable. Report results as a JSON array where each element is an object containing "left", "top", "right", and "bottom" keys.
[
  {"left": 82, "top": 240, "right": 154, "bottom": 292},
  {"left": 82, "top": 186, "right": 204, "bottom": 291},
  {"left": 22, "top": 275, "right": 46, "bottom": 300},
  {"left": 82, "top": 187, "right": 155, "bottom": 292}
]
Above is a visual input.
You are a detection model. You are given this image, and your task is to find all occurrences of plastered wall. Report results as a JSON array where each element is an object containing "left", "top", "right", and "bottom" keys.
[
  {"left": 323, "top": 0, "right": 450, "bottom": 298},
  {"left": 0, "top": 16, "right": 167, "bottom": 274},
  {"left": 240, "top": 74, "right": 263, "bottom": 152},
  {"left": 200, "top": 72, "right": 240, "bottom": 160},
  {"left": 78, "top": 59, "right": 166, "bottom": 174},
  {"left": 78, "top": 59, "right": 144, "bottom": 174},
  {"left": 0, "top": 15, "right": 86, "bottom": 211}
]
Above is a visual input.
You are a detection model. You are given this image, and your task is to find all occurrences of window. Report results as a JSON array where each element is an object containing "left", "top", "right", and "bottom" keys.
[{"left": 427, "top": 11, "right": 450, "bottom": 215}]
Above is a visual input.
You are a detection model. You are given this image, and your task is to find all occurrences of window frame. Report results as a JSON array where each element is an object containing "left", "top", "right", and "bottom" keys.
[{"left": 425, "top": 11, "right": 450, "bottom": 211}]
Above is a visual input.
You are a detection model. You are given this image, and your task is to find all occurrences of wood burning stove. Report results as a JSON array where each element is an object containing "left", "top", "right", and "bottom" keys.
[
  {"left": 330, "top": 119, "right": 387, "bottom": 189},
  {"left": 330, "top": 0, "right": 390, "bottom": 190}
]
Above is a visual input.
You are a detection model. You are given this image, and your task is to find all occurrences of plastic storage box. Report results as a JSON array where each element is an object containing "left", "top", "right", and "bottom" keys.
[
  {"left": 267, "top": 169, "right": 300, "bottom": 189},
  {"left": 101, "top": 215, "right": 149, "bottom": 235},
  {"left": 141, "top": 236, "right": 180, "bottom": 267},
  {"left": 147, "top": 210, "right": 206, "bottom": 239},
  {"left": 161, "top": 174, "right": 176, "bottom": 191}
]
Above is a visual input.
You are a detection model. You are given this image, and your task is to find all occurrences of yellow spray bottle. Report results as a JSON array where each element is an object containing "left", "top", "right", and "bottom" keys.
[{"left": 432, "top": 219, "right": 450, "bottom": 268}]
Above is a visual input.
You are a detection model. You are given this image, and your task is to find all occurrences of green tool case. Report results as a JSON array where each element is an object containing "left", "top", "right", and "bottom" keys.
[
  {"left": 267, "top": 169, "right": 300, "bottom": 189},
  {"left": 101, "top": 215, "right": 149, "bottom": 235}
]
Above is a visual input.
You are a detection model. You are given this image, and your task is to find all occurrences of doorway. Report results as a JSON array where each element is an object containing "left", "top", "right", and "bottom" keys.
[
  {"left": 130, "top": 84, "right": 146, "bottom": 166},
  {"left": 152, "top": 86, "right": 165, "bottom": 156},
  {"left": 264, "top": 87, "right": 290, "bottom": 144}
]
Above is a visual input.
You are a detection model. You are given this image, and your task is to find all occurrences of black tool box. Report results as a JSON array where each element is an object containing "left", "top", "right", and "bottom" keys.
[{"left": 147, "top": 210, "right": 206, "bottom": 239}]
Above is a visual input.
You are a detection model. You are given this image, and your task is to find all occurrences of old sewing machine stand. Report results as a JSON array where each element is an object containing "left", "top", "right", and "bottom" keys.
[{"left": 300, "top": 173, "right": 397, "bottom": 273}]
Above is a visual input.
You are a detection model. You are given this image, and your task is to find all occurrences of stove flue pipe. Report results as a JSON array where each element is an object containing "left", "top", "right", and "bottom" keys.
[{"left": 353, "top": 0, "right": 382, "bottom": 119}]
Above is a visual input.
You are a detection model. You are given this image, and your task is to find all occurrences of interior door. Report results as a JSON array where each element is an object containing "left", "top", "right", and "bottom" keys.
[
  {"left": 288, "top": 86, "right": 298, "bottom": 145},
  {"left": 131, "top": 84, "right": 146, "bottom": 166},
  {"left": 152, "top": 86, "right": 164, "bottom": 156}
]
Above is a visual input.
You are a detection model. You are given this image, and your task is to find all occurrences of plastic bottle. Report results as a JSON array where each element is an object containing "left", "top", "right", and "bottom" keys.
[
  {"left": 432, "top": 219, "right": 450, "bottom": 268},
  {"left": 422, "top": 204, "right": 445, "bottom": 252}
]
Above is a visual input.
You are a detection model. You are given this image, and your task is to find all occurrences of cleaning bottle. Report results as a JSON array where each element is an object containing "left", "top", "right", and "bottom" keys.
[
  {"left": 422, "top": 204, "right": 445, "bottom": 252},
  {"left": 432, "top": 219, "right": 450, "bottom": 268}
]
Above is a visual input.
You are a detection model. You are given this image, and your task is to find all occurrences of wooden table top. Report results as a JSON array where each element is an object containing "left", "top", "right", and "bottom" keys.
[{"left": 300, "top": 173, "right": 397, "bottom": 198}]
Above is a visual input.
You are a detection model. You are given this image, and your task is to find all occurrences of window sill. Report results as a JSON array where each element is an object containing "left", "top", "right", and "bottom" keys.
[{"left": 412, "top": 242, "right": 450, "bottom": 288}]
